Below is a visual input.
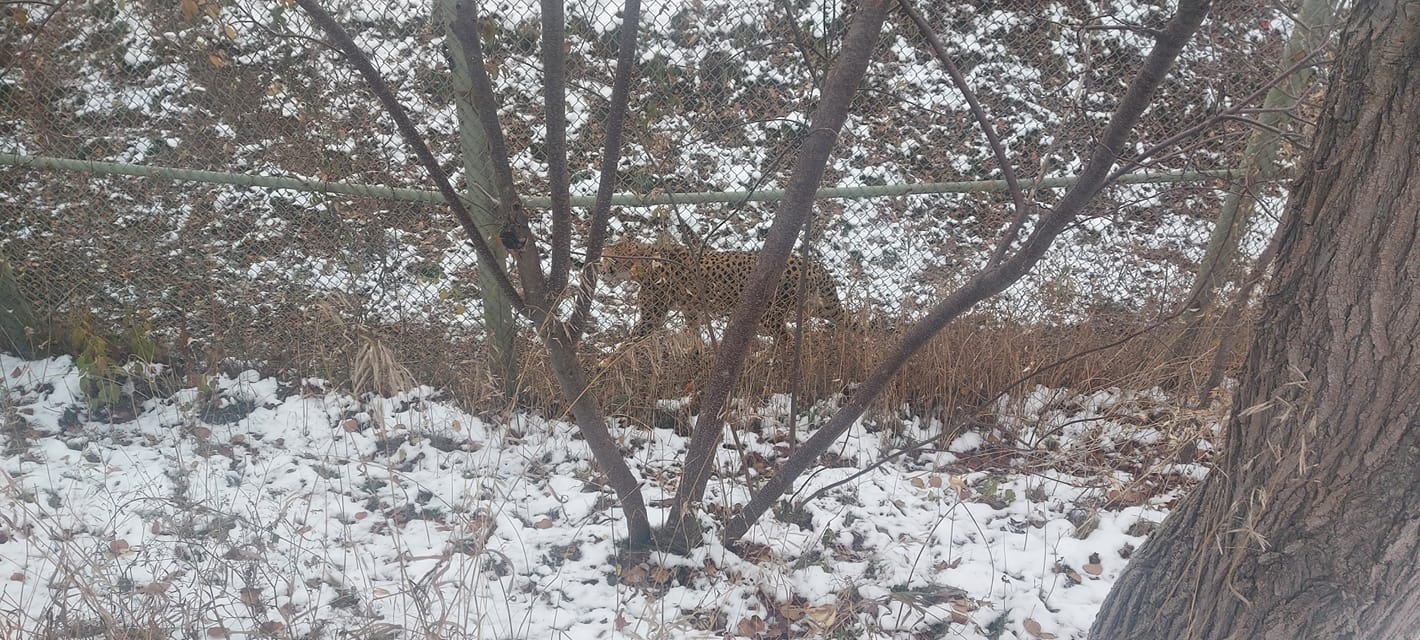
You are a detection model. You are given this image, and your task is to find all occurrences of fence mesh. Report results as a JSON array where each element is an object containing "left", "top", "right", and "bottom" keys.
[{"left": 2, "top": 0, "right": 1306, "bottom": 413}]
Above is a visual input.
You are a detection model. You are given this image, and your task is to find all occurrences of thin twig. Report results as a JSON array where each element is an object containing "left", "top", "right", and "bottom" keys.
[
  {"left": 775, "top": 0, "right": 825, "bottom": 87},
  {"left": 898, "top": 0, "right": 1028, "bottom": 268},
  {"left": 1105, "top": 49, "right": 1324, "bottom": 184}
]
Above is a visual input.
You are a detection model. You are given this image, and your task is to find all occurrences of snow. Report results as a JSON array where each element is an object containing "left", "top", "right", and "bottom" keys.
[{"left": 0, "top": 354, "right": 1210, "bottom": 638}]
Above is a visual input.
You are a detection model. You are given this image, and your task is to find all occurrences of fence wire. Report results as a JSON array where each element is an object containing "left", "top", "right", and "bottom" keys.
[{"left": 1, "top": 0, "right": 1307, "bottom": 409}]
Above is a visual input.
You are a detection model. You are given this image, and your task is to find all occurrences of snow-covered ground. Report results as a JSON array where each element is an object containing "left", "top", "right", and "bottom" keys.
[{"left": 0, "top": 354, "right": 1216, "bottom": 638}]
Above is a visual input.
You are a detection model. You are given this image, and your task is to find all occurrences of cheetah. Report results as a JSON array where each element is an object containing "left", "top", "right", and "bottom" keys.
[{"left": 600, "top": 240, "right": 848, "bottom": 342}]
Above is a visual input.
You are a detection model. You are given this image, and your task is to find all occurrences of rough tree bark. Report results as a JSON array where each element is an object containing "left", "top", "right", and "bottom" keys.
[{"left": 1091, "top": 2, "right": 1420, "bottom": 637}]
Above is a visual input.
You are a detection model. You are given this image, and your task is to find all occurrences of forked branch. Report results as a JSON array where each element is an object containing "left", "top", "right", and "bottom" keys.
[
  {"left": 298, "top": 0, "right": 652, "bottom": 546},
  {"left": 723, "top": 0, "right": 1213, "bottom": 544},
  {"left": 666, "top": 0, "right": 896, "bottom": 550}
]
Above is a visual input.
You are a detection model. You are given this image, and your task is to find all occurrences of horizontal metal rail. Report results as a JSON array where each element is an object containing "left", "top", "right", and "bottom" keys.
[{"left": 1, "top": 152, "right": 1259, "bottom": 209}]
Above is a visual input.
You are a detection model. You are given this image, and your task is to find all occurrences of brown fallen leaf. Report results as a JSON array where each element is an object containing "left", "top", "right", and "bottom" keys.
[
  {"left": 1024, "top": 617, "right": 1059, "bottom": 639},
  {"left": 734, "top": 615, "right": 766, "bottom": 637},
  {"left": 1084, "top": 551, "right": 1104, "bottom": 576},
  {"left": 803, "top": 604, "right": 837, "bottom": 630}
]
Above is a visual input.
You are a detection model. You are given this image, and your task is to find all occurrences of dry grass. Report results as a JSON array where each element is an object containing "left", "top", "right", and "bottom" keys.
[{"left": 502, "top": 311, "right": 1247, "bottom": 428}]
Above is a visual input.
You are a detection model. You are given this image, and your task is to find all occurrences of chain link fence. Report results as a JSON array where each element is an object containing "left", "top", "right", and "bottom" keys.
[{"left": 1, "top": 0, "right": 1305, "bottom": 412}]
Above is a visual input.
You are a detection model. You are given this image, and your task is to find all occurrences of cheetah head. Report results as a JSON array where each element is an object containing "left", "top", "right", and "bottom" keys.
[{"left": 600, "top": 241, "right": 657, "bottom": 284}]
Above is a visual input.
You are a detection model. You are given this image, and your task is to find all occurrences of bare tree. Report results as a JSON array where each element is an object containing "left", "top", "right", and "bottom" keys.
[
  {"left": 295, "top": 0, "right": 659, "bottom": 546},
  {"left": 295, "top": 0, "right": 895, "bottom": 551},
  {"left": 298, "top": 0, "right": 1225, "bottom": 554},
  {"left": 1091, "top": 1, "right": 1420, "bottom": 636},
  {"left": 665, "top": 0, "right": 1212, "bottom": 549}
]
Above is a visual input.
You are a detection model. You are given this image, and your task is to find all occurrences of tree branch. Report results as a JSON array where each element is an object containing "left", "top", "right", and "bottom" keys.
[
  {"left": 447, "top": 0, "right": 551, "bottom": 307},
  {"left": 1105, "top": 49, "right": 1322, "bottom": 184},
  {"left": 440, "top": 0, "right": 650, "bottom": 546},
  {"left": 541, "top": 0, "right": 574, "bottom": 295},
  {"left": 724, "top": 0, "right": 1213, "bottom": 544},
  {"left": 666, "top": 0, "right": 895, "bottom": 551},
  {"left": 569, "top": 0, "right": 643, "bottom": 341},
  {"left": 897, "top": 0, "right": 1028, "bottom": 268},
  {"left": 292, "top": 0, "right": 526, "bottom": 313}
]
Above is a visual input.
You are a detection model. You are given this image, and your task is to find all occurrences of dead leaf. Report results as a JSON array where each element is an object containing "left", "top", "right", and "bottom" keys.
[
  {"left": 258, "top": 621, "right": 284, "bottom": 634},
  {"left": 9, "top": 7, "right": 28, "bottom": 26},
  {"left": 620, "top": 563, "right": 648, "bottom": 586},
  {"left": 738, "top": 541, "right": 774, "bottom": 563},
  {"left": 206, "top": 627, "right": 227, "bottom": 638},
  {"left": 734, "top": 615, "right": 766, "bottom": 637},
  {"left": 1023, "top": 617, "right": 1058, "bottom": 639},
  {"left": 239, "top": 587, "right": 262, "bottom": 607},
  {"left": 911, "top": 476, "right": 925, "bottom": 489},
  {"left": 949, "top": 475, "right": 970, "bottom": 498},
  {"left": 1084, "top": 552, "right": 1104, "bottom": 575},
  {"left": 9, "top": 572, "right": 22, "bottom": 581},
  {"left": 929, "top": 474, "right": 943, "bottom": 488},
  {"left": 804, "top": 604, "right": 837, "bottom": 629},
  {"left": 179, "top": 0, "right": 199, "bottom": 20},
  {"left": 221, "top": 23, "right": 237, "bottom": 40},
  {"left": 109, "top": 539, "right": 130, "bottom": 554},
  {"left": 341, "top": 419, "right": 358, "bottom": 432},
  {"left": 533, "top": 517, "right": 554, "bottom": 529}
]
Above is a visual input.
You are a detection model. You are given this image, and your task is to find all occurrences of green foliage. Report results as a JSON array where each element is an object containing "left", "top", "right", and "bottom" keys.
[{"left": 66, "top": 312, "right": 163, "bottom": 409}]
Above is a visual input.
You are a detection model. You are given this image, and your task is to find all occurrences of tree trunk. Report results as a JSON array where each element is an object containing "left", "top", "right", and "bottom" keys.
[
  {"left": 440, "top": 0, "right": 520, "bottom": 399},
  {"left": 1091, "top": 2, "right": 1420, "bottom": 638},
  {"left": 0, "top": 257, "right": 38, "bottom": 358}
]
